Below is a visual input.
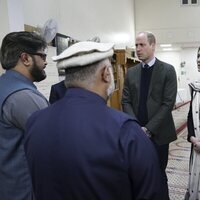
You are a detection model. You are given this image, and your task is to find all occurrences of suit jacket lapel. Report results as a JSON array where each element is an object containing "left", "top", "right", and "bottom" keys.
[
  {"left": 148, "top": 59, "right": 160, "bottom": 97},
  {"left": 137, "top": 63, "right": 142, "bottom": 103}
]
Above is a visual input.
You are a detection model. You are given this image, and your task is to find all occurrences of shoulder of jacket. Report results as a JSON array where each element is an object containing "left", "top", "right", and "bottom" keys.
[
  {"left": 155, "top": 58, "right": 174, "bottom": 68},
  {"left": 127, "top": 63, "right": 141, "bottom": 73}
]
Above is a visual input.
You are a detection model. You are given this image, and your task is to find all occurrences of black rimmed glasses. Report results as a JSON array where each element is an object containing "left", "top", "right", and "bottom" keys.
[
  {"left": 19, "top": 52, "right": 47, "bottom": 61},
  {"left": 29, "top": 52, "right": 47, "bottom": 61}
]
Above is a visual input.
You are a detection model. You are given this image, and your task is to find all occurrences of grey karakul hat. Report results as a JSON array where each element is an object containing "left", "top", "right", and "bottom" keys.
[{"left": 52, "top": 41, "right": 114, "bottom": 69}]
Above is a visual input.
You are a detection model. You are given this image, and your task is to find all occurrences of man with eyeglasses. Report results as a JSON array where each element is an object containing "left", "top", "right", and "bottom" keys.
[{"left": 0, "top": 31, "right": 49, "bottom": 200}]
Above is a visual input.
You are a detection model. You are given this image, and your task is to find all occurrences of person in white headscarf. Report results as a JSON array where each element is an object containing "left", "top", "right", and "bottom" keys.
[{"left": 185, "top": 47, "right": 200, "bottom": 200}]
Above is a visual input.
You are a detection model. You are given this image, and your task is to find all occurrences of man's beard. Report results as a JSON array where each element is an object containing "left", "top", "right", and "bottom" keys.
[
  {"left": 106, "top": 67, "right": 115, "bottom": 97},
  {"left": 30, "top": 59, "right": 46, "bottom": 82}
]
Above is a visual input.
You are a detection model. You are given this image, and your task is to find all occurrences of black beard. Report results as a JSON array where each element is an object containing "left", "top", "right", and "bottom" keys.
[{"left": 30, "top": 58, "right": 46, "bottom": 82}]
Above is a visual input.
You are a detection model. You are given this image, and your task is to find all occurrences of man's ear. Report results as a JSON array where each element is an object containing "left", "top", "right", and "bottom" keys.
[
  {"left": 101, "top": 66, "right": 110, "bottom": 83},
  {"left": 19, "top": 53, "right": 31, "bottom": 66}
]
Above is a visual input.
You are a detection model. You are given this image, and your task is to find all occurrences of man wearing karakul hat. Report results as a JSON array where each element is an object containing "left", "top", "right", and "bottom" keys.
[{"left": 24, "top": 41, "right": 165, "bottom": 200}]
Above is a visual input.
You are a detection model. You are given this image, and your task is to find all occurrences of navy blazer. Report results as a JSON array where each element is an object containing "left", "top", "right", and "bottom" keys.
[
  {"left": 25, "top": 88, "right": 164, "bottom": 200},
  {"left": 49, "top": 80, "right": 66, "bottom": 104}
]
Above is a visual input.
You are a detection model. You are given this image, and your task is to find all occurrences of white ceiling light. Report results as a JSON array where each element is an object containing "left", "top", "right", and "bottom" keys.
[
  {"left": 160, "top": 44, "right": 172, "bottom": 47},
  {"left": 163, "top": 48, "right": 173, "bottom": 51}
]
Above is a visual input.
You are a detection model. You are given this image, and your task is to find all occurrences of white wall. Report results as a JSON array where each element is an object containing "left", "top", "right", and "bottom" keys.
[
  {"left": 180, "top": 47, "right": 200, "bottom": 87},
  {"left": 134, "top": 0, "right": 200, "bottom": 101},
  {"left": 0, "top": 0, "right": 24, "bottom": 40},
  {"left": 0, "top": 0, "right": 24, "bottom": 74},
  {"left": 59, "top": 0, "right": 135, "bottom": 48},
  {"left": 0, "top": 0, "right": 10, "bottom": 74},
  {"left": 21, "top": 0, "right": 135, "bottom": 48},
  {"left": 155, "top": 50, "right": 181, "bottom": 79},
  {"left": 1, "top": 0, "right": 135, "bottom": 75},
  {"left": 179, "top": 47, "right": 200, "bottom": 101},
  {"left": 7, "top": 0, "right": 24, "bottom": 32},
  {"left": 134, "top": 0, "right": 200, "bottom": 45},
  {"left": 0, "top": 0, "right": 9, "bottom": 42},
  {"left": 2, "top": 0, "right": 199, "bottom": 99},
  {"left": 22, "top": 0, "right": 60, "bottom": 29},
  {"left": 155, "top": 47, "right": 200, "bottom": 100}
]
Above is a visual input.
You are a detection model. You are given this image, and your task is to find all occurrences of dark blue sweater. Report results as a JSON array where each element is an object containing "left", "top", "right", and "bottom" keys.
[{"left": 138, "top": 66, "right": 154, "bottom": 126}]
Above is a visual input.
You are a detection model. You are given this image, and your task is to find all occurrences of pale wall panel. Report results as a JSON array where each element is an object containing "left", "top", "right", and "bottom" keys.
[
  {"left": 0, "top": 0, "right": 9, "bottom": 75},
  {"left": 59, "top": 0, "right": 135, "bottom": 48},
  {"left": 134, "top": 0, "right": 200, "bottom": 45}
]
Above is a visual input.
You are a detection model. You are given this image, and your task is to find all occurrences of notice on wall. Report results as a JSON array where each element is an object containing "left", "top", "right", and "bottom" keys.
[{"left": 35, "top": 46, "right": 59, "bottom": 100}]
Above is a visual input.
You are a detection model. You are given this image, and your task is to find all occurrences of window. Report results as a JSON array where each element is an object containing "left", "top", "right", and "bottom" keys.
[
  {"left": 181, "top": 0, "right": 198, "bottom": 4},
  {"left": 191, "top": 0, "right": 197, "bottom": 4},
  {"left": 182, "top": 0, "right": 188, "bottom": 4}
]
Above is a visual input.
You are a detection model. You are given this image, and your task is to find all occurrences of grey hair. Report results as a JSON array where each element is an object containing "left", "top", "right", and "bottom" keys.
[
  {"left": 64, "top": 58, "right": 109, "bottom": 88},
  {"left": 138, "top": 31, "right": 156, "bottom": 45},
  {"left": 146, "top": 32, "right": 156, "bottom": 45}
]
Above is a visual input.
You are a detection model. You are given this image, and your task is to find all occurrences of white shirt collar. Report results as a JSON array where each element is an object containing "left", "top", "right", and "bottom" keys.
[{"left": 142, "top": 57, "right": 156, "bottom": 68}]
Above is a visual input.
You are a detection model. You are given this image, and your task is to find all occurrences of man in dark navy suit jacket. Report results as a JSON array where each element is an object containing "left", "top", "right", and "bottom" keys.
[
  {"left": 24, "top": 41, "right": 166, "bottom": 200},
  {"left": 49, "top": 80, "right": 66, "bottom": 104}
]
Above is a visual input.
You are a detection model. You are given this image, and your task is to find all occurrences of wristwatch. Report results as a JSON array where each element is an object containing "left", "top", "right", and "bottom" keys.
[{"left": 144, "top": 127, "right": 151, "bottom": 137}]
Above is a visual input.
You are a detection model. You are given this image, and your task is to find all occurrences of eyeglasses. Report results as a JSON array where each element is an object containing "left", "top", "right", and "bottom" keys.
[{"left": 29, "top": 52, "right": 47, "bottom": 61}]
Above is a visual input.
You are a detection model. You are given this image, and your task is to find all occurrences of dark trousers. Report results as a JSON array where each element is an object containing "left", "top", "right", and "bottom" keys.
[{"left": 152, "top": 142, "right": 170, "bottom": 200}]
